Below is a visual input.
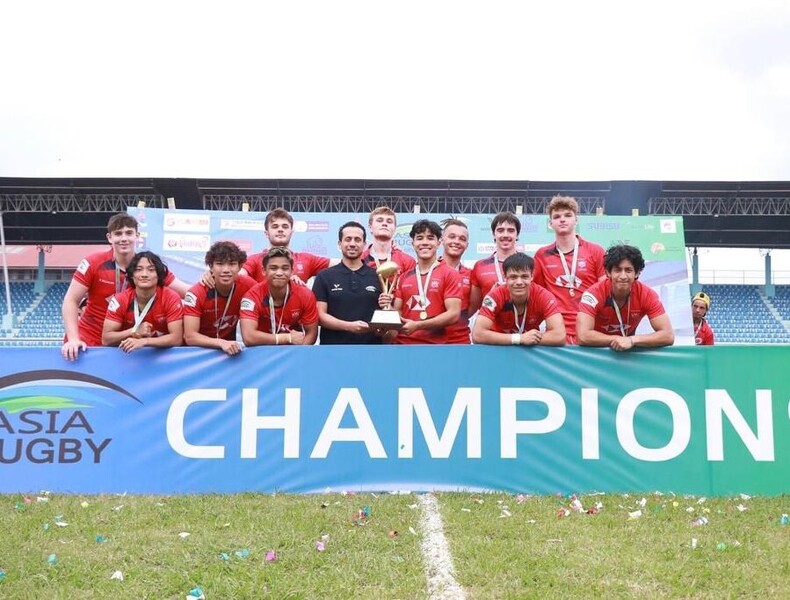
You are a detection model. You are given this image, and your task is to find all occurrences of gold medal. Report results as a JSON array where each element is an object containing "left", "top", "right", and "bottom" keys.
[{"left": 419, "top": 311, "right": 428, "bottom": 320}]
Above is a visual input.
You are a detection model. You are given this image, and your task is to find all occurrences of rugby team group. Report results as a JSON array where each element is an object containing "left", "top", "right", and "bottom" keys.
[{"left": 59, "top": 196, "right": 715, "bottom": 361}]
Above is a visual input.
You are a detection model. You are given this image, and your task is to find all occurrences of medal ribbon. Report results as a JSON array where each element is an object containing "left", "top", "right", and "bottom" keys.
[
  {"left": 493, "top": 254, "right": 505, "bottom": 285},
  {"left": 268, "top": 284, "right": 290, "bottom": 334},
  {"left": 512, "top": 301, "right": 528, "bottom": 334},
  {"left": 558, "top": 237, "right": 580, "bottom": 291},
  {"left": 611, "top": 295, "right": 631, "bottom": 337},
  {"left": 415, "top": 261, "right": 439, "bottom": 313},
  {"left": 214, "top": 283, "right": 236, "bottom": 338},
  {"left": 132, "top": 293, "right": 156, "bottom": 334}
]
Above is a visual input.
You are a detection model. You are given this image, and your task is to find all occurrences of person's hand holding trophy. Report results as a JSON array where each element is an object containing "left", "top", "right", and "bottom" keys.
[{"left": 370, "top": 260, "right": 403, "bottom": 332}]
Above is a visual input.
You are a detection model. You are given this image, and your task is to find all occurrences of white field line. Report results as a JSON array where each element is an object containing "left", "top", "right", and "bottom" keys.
[{"left": 417, "top": 493, "right": 466, "bottom": 600}]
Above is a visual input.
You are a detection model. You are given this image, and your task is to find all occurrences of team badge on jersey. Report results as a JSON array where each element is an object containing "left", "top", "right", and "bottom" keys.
[
  {"left": 77, "top": 259, "right": 90, "bottom": 275},
  {"left": 240, "top": 298, "right": 255, "bottom": 312},
  {"left": 107, "top": 297, "right": 120, "bottom": 313},
  {"left": 183, "top": 292, "right": 198, "bottom": 307},
  {"left": 482, "top": 296, "right": 497, "bottom": 311},
  {"left": 580, "top": 292, "right": 598, "bottom": 308}
]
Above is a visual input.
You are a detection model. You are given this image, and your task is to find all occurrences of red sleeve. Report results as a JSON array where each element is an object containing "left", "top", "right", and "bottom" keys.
[
  {"left": 182, "top": 284, "right": 205, "bottom": 318},
  {"left": 591, "top": 244, "right": 606, "bottom": 279},
  {"left": 579, "top": 283, "right": 604, "bottom": 317},
  {"left": 477, "top": 285, "right": 504, "bottom": 322},
  {"left": 163, "top": 289, "right": 184, "bottom": 322},
  {"left": 164, "top": 270, "right": 176, "bottom": 286},
  {"left": 243, "top": 253, "right": 264, "bottom": 282},
  {"left": 534, "top": 284, "right": 561, "bottom": 319},
  {"left": 105, "top": 292, "right": 128, "bottom": 324},
  {"left": 72, "top": 256, "right": 97, "bottom": 288},
  {"left": 643, "top": 285, "right": 666, "bottom": 320},
  {"left": 239, "top": 286, "right": 262, "bottom": 320},
  {"left": 531, "top": 253, "right": 546, "bottom": 288},
  {"left": 470, "top": 261, "right": 483, "bottom": 289},
  {"left": 299, "top": 287, "right": 319, "bottom": 325},
  {"left": 309, "top": 254, "right": 330, "bottom": 277},
  {"left": 442, "top": 268, "right": 462, "bottom": 301}
]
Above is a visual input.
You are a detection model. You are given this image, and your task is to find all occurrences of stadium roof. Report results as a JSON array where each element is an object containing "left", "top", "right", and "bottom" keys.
[{"left": 1, "top": 177, "right": 789, "bottom": 248}]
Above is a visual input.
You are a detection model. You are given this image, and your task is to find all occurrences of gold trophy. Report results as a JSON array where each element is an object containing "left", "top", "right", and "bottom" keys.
[{"left": 370, "top": 260, "right": 403, "bottom": 330}]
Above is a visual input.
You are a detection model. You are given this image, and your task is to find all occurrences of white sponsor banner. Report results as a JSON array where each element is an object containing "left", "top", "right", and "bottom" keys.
[
  {"left": 220, "top": 219, "right": 266, "bottom": 231},
  {"left": 163, "top": 213, "right": 211, "bottom": 233},
  {"left": 162, "top": 234, "right": 212, "bottom": 252}
]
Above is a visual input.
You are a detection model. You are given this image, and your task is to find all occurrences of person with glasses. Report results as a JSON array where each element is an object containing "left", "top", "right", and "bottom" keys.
[
  {"left": 239, "top": 247, "right": 319, "bottom": 346},
  {"left": 472, "top": 253, "right": 565, "bottom": 346},
  {"left": 577, "top": 245, "right": 674, "bottom": 351},
  {"left": 313, "top": 221, "right": 383, "bottom": 344},
  {"left": 183, "top": 241, "right": 258, "bottom": 355},
  {"left": 101, "top": 251, "right": 184, "bottom": 353}
]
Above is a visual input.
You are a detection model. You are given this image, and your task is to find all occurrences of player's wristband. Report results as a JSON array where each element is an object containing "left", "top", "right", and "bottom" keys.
[{"left": 511, "top": 333, "right": 521, "bottom": 346}]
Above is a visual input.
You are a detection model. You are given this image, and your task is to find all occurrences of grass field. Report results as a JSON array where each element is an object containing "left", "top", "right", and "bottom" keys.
[{"left": 0, "top": 491, "right": 788, "bottom": 599}]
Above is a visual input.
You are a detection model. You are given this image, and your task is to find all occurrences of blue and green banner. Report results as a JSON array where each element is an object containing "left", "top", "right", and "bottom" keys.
[
  {"left": 130, "top": 207, "right": 694, "bottom": 340},
  {"left": 0, "top": 346, "right": 786, "bottom": 496}
]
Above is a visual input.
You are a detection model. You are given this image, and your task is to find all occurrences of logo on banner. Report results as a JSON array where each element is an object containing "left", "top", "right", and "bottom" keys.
[
  {"left": 163, "top": 213, "right": 211, "bottom": 232},
  {"left": 163, "top": 234, "right": 212, "bottom": 252},
  {"left": 0, "top": 370, "right": 141, "bottom": 465}
]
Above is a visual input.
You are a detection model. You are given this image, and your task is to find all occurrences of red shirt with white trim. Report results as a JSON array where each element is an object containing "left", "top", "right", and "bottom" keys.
[
  {"left": 243, "top": 250, "right": 330, "bottom": 283},
  {"left": 393, "top": 262, "right": 463, "bottom": 344},
  {"left": 182, "top": 275, "right": 257, "bottom": 340},
  {"left": 70, "top": 249, "right": 175, "bottom": 346},
  {"left": 239, "top": 281, "right": 319, "bottom": 333},
  {"left": 478, "top": 282, "right": 561, "bottom": 333},
  {"left": 104, "top": 286, "right": 183, "bottom": 338},
  {"left": 532, "top": 235, "right": 605, "bottom": 342},
  {"left": 578, "top": 278, "right": 666, "bottom": 336}
]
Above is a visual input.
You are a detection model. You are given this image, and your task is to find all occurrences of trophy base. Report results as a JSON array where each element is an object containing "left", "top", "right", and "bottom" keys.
[{"left": 370, "top": 309, "right": 403, "bottom": 330}]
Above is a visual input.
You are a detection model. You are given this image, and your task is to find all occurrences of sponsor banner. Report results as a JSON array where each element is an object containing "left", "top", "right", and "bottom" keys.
[
  {"left": 1, "top": 346, "right": 787, "bottom": 496},
  {"left": 163, "top": 213, "right": 211, "bottom": 233},
  {"left": 131, "top": 207, "right": 693, "bottom": 340}
]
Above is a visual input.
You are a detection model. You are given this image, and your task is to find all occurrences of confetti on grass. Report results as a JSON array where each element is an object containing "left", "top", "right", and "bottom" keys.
[
  {"left": 110, "top": 570, "right": 124, "bottom": 581},
  {"left": 265, "top": 550, "right": 277, "bottom": 562}
]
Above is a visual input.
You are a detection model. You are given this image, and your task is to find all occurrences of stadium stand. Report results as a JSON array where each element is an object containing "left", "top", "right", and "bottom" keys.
[
  {"left": 1, "top": 281, "right": 790, "bottom": 346},
  {"left": 703, "top": 284, "right": 790, "bottom": 344}
]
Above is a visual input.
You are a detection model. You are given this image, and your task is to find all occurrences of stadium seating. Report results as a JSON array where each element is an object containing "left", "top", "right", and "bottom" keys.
[
  {"left": 702, "top": 284, "right": 790, "bottom": 344},
  {"left": 1, "top": 281, "right": 789, "bottom": 346}
]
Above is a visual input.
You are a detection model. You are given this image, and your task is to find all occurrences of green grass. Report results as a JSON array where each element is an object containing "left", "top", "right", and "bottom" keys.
[
  {"left": 0, "top": 493, "right": 425, "bottom": 599},
  {"left": 438, "top": 492, "right": 790, "bottom": 599},
  {"left": 1, "top": 492, "right": 788, "bottom": 599}
]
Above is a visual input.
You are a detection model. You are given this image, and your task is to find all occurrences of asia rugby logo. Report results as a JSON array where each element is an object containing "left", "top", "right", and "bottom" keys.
[{"left": 0, "top": 370, "right": 141, "bottom": 464}]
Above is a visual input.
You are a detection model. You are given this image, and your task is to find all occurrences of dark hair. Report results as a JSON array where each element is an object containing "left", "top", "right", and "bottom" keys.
[
  {"left": 604, "top": 244, "right": 645, "bottom": 273},
  {"left": 205, "top": 241, "right": 247, "bottom": 266},
  {"left": 127, "top": 251, "right": 168, "bottom": 288},
  {"left": 107, "top": 213, "right": 138, "bottom": 233},
  {"left": 338, "top": 221, "right": 367, "bottom": 242},
  {"left": 502, "top": 252, "right": 534, "bottom": 275},
  {"left": 491, "top": 211, "right": 521, "bottom": 235},
  {"left": 409, "top": 219, "right": 442, "bottom": 239},
  {"left": 263, "top": 246, "right": 294, "bottom": 268},
  {"left": 264, "top": 207, "right": 293, "bottom": 229}
]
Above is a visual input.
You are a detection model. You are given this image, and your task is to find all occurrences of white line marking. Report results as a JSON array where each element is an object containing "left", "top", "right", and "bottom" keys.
[{"left": 417, "top": 493, "right": 466, "bottom": 599}]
